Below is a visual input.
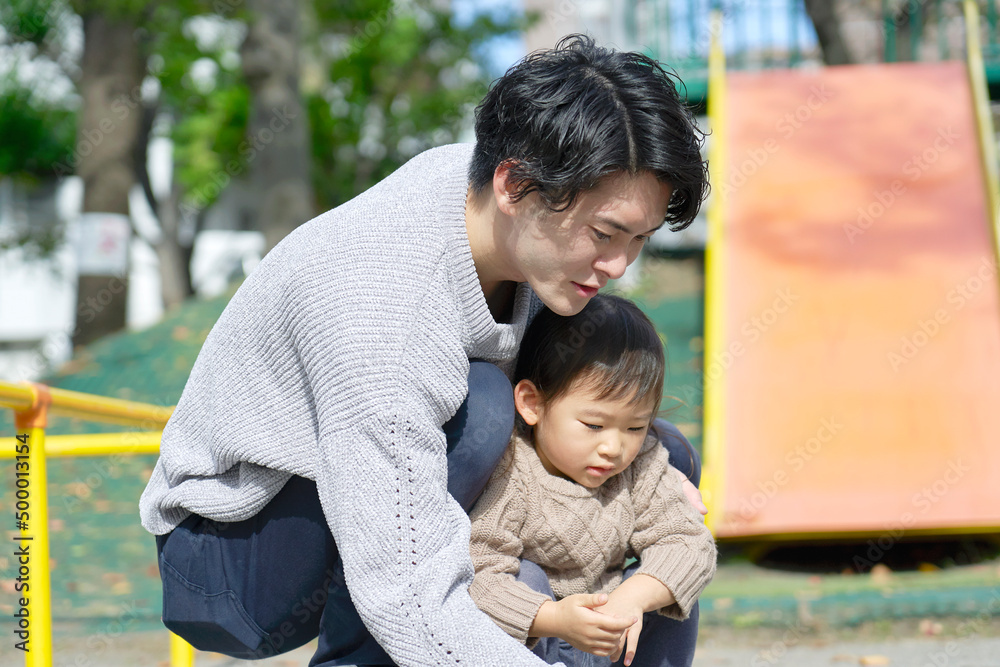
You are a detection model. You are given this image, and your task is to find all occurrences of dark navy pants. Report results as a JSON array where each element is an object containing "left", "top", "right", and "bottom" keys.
[{"left": 155, "top": 362, "right": 702, "bottom": 666}]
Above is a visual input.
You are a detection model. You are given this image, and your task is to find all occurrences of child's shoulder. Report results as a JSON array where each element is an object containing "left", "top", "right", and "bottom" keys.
[
  {"left": 624, "top": 431, "right": 671, "bottom": 486},
  {"left": 635, "top": 430, "right": 668, "bottom": 463}
]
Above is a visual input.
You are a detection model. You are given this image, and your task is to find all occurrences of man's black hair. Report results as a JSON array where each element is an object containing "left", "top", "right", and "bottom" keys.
[{"left": 469, "top": 33, "right": 708, "bottom": 231}]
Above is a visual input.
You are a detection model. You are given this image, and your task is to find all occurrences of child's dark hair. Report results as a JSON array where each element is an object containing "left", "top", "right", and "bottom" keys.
[
  {"left": 469, "top": 33, "right": 708, "bottom": 232},
  {"left": 513, "top": 294, "right": 665, "bottom": 436}
]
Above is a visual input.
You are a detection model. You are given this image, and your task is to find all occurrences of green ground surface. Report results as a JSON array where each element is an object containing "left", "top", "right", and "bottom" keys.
[{"left": 1, "top": 256, "right": 998, "bottom": 633}]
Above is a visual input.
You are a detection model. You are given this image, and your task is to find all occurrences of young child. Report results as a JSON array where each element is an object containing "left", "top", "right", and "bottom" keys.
[{"left": 468, "top": 294, "right": 717, "bottom": 667}]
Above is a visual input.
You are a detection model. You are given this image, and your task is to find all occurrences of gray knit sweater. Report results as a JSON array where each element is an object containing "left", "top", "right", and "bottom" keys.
[{"left": 139, "top": 143, "right": 554, "bottom": 666}]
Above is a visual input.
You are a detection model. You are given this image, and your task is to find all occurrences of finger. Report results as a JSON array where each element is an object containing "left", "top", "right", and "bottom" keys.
[
  {"left": 584, "top": 641, "right": 618, "bottom": 657},
  {"left": 681, "top": 478, "right": 708, "bottom": 515},
  {"left": 624, "top": 625, "right": 641, "bottom": 666},
  {"left": 578, "top": 593, "right": 609, "bottom": 608},
  {"left": 597, "top": 614, "right": 639, "bottom": 633},
  {"left": 610, "top": 634, "right": 626, "bottom": 662}
]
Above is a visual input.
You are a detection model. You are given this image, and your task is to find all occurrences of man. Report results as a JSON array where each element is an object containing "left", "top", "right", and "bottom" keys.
[{"left": 142, "top": 34, "right": 708, "bottom": 666}]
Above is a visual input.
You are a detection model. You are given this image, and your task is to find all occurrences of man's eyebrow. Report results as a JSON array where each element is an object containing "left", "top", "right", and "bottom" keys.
[{"left": 596, "top": 216, "right": 665, "bottom": 236}]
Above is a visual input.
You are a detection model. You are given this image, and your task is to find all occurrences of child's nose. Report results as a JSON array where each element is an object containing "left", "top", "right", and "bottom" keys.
[{"left": 599, "top": 435, "right": 623, "bottom": 458}]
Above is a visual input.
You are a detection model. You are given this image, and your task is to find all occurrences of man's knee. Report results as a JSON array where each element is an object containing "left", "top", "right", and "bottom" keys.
[
  {"left": 516, "top": 559, "right": 555, "bottom": 598},
  {"left": 466, "top": 361, "right": 515, "bottom": 452}
]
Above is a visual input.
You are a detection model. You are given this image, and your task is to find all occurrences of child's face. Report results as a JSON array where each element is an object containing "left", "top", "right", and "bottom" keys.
[{"left": 514, "top": 375, "right": 656, "bottom": 488}]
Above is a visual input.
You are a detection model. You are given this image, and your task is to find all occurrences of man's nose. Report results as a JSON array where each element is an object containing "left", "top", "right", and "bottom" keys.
[{"left": 596, "top": 249, "right": 629, "bottom": 280}]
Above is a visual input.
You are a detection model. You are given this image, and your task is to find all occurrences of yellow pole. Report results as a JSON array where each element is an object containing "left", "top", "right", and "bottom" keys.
[
  {"left": 170, "top": 632, "right": 195, "bottom": 667},
  {"left": 13, "top": 385, "right": 53, "bottom": 667},
  {"left": 965, "top": 0, "right": 1000, "bottom": 255},
  {"left": 1, "top": 431, "right": 163, "bottom": 458},
  {"left": 702, "top": 8, "right": 728, "bottom": 535}
]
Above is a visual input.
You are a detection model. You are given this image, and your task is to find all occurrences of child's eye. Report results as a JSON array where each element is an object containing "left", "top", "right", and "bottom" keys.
[
  {"left": 592, "top": 229, "right": 612, "bottom": 242},
  {"left": 628, "top": 426, "right": 647, "bottom": 432},
  {"left": 582, "top": 422, "right": 603, "bottom": 430}
]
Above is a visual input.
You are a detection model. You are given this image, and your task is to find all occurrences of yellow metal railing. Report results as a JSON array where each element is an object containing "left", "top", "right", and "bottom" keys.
[
  {"left": 966, "top": 0, "right": 1000, "bottom": 255},
  {"left": 0, "top": 380, "right": 194, "bottom": 667},
  {"left": 701, "top": 7, "right": 728, "bottom": 537}
]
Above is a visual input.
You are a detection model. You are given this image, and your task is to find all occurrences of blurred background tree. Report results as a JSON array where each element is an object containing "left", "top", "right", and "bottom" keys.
[{"left": 1, "top": 0, "right": 524, "bottom": 345}]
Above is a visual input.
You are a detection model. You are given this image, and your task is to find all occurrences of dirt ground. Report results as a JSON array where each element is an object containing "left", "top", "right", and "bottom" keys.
[{"left": 5, "top": 617, "right": 998, "bottom": 666}]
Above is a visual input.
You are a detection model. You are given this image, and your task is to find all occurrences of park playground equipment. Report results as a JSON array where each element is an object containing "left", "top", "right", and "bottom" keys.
[
  {"left": 0, "top": 382, "right": 194, "bottom": 666},
  {"left": 700, "top": 1, "right": 1000, "bottom": 543}
]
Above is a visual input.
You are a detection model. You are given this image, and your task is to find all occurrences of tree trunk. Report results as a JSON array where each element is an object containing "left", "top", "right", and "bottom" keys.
[
  {"left": 803, "top": 0, "right": 854, "bottom": 66},
  {"left": 240, "top": 0, "right": 315, "bottom": 255},
  {"left": 155, "top": 185, "right": 194, "bottom": 310},
  {"left": 133, "top": 103, "right": 195, "bottom": 310},
  {"left": 72, "top": 9, "right": 146, "bottom": 347}
]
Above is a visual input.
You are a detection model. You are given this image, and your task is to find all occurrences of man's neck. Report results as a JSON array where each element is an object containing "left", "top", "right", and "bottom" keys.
[{"left": 465, "top": 185, "right": 516, "bottom": 320}]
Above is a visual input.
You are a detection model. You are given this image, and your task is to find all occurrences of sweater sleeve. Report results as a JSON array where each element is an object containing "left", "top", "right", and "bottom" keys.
[
  {"left": 288, "top": 256, "right": 552, "bottom": 667},
  {"left": 468, "top": 446, "right": 554, "bottom": 646},
  {"left": 628, "top": 435, "right": 718, "bottom": 621}
]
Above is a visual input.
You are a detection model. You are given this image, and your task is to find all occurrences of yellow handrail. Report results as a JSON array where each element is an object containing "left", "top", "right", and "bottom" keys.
[
  {"left": 965, "top": 0, "right": 1000, "bottom": 261},
  {"left": 702, "top": 8, "right": 728, "bottom": 536},
  {"left": 0, "top": 380, "right": 192, "bottom": 667}
]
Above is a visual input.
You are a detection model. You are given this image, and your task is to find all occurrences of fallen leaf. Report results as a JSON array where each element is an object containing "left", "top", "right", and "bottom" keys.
[
  {"left": 870, "top": 563, "right": 892, "bottom": 585},
  {"left": 102, "top": 572, "right": 127, "bottom": 585},
  {"left": 93, "top": 499, "right": 112, "bottom": 513},
  {"left": 919, "top": 618, "right": 943, "bottom": 636}
]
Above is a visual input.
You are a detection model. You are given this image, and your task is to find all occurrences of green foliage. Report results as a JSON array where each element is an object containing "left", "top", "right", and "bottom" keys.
[
  {"left": 0, "top": 78, "right": 76, "bottom": 176},
  {"left": 150, "top": 2, "right": 251, "bottom": 211},
  {"left": 308, "top": 2, "right": 528, "bottom": 210},
  {"left": 0, "top": 0, "right": 65, "bottom": 48},
  {"left": 1, "top": 0, "right": 529, "bottom": 243}
]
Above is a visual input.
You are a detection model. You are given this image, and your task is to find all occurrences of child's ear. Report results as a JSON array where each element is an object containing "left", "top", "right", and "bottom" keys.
[{"left": 513, "top": 379, "right": 542, "bottom": 426}]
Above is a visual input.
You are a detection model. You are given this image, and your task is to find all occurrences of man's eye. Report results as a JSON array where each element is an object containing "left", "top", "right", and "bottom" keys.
[
  {"left": 634, "top": 235, "right": 649, "bottom": 244},
  {"left": 593, "top": 229, "right": 612, "bottom": 242}
]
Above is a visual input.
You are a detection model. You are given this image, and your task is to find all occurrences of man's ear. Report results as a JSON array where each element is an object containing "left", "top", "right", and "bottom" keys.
[
  {"left": 513, "top": 379, "right": 542, "bottom": 426},
  {"left": 492, "top": 160, "right": 521, "bottom": 217}
]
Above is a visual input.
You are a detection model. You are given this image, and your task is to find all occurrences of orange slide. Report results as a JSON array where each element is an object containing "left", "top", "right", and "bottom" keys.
[{"left": 705, "top": 62, "right": 1000, "bottom": 541}]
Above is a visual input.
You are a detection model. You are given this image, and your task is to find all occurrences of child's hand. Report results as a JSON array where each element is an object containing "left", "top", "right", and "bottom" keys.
[
  {"left": 596, "top": 598, "right": 645, "bottom": 665},
  {"left": 537, "top": 595, "right": 637, "bottom": 656}
]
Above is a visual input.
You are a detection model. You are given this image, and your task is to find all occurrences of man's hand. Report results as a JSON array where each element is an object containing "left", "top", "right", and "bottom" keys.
[
  {"left": 530, "top": 595, "right": 636, "bottom": 657},
  {"left": 674, "top": 468, "right": 707, "bottom": 516}
]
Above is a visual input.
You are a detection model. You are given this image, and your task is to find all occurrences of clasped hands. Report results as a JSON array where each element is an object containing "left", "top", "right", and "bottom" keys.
[{"left": 531, "top": 583, "right": 649, "bottom": 666}]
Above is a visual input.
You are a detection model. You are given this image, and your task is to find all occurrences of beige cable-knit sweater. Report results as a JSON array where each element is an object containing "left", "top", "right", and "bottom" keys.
[{"left": 468, "top": 431, "right": 717, "bottom": 645}]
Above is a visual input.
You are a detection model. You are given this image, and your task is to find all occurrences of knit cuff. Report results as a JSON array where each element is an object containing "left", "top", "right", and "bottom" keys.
[
  {"left": 636, "top": 543, "right": 717, "bottom": 621},
  {"left": 469, "top": 579, "right": 553, "bottom": 645}
]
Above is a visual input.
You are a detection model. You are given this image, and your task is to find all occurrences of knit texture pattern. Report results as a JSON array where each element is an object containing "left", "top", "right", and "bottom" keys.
[
  {"left": 139, "top": 143, "right": 554, "bottom": 666},
  {"left": 468, "top": 433, "right": 718, "bottom": 645}
]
